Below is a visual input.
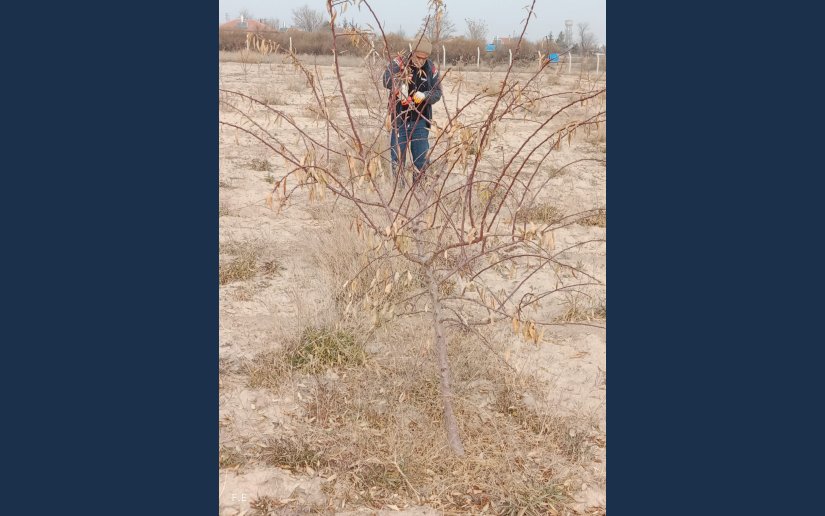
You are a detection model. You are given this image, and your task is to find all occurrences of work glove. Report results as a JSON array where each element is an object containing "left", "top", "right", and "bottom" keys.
[
  {"left": 412, "top": 91, "right": 427, "bottom": 104},
  {"left": 400, "top": 95, "right": 413, "bottom": 106}
]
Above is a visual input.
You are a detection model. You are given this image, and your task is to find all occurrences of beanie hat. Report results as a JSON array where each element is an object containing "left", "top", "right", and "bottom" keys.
[{"left": 413, "top": 37, "right": 433, "bottom": 55}]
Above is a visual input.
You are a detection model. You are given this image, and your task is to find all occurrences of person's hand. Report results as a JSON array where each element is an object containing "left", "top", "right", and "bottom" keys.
[
  {"left": 400, "top": 95, "right": 413, "bottom": 106},
  {"left": 412, "top": 91, "right": 427, "bottom": 104}
]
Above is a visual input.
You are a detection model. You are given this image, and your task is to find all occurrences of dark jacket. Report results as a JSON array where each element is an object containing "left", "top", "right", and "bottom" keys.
[{"left": 382, "top": 52, "right": 443, "bottom": 128}]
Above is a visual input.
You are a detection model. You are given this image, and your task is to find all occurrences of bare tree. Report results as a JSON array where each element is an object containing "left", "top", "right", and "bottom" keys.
[
  {"left": 222, "top": 0, "right": 606, "bottom": 457},
  {"left": 577, "top": 22, "right": 598, "bottom": 55},
  {"left": 421, "top": 4, "right": 455, "bottom": 43},
  {"left": 465, "top": 18, "right": 488, "bottom": 41},
  {"left": 292, "top": 5, "right": 327, "bottom": 32},
  {"left": 238, "top": 8, "right": 253, "bottom": 21},
  {"left": 260, "top": 18, "right": 281, "bottom": 30}
]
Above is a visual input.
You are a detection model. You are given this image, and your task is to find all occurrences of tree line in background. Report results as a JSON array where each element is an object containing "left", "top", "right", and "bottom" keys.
[{"left": 221, "top": 4, "right": 605, "bottom": 60}]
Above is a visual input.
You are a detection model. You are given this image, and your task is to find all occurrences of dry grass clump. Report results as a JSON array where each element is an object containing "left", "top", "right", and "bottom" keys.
[
  {"left": 286, "top": 78, "right": 305, "bottom": 93},
  {"left": 305, "top": 218, "right": 424, "bottom": 314},
  {"left": 219, "top": 241, "right": 282, "bottom": 285},
  {"left": 287, "top": 326, "right": 365, "bottom": 373},
  {"left": 243, "top": 325, "right": 365, "bottom": 390},
  {"left": 247, "top": 158, "right": 272, "bottom": 171},
  {"left": 219, "top": 444, "right": 246, "bottom": 469},
  {"left": 219, "top": 202, "right": 231, "bottom": 217},
  {"left": 578, "top": 209, "right": 606, "bottom": 228},
  {"left": 219, "top": 242, "right": 261, "bottom": 285},
  {"left": 557, "top": 292, "right": 606, "bottom": 323},
  {"left": 276, "top": 325, "right": 598, "bottom": 513},
  {"left": 259, "top": 435, "right": 326, "bottom": 471},
  {"left": 498, "top": 482, "right": 570, "bottom": 516},
  {"left": 247, "top": 496, "right": 280, "bottom": 515},
  {"left": 515, "top": 202, "right": 565, "bottom": 225},
  {"left": 244, "top": 350, "right": 289, "bottom": 390},
  {"left": 252, "top": 84, "right": 285, "bottom": 106}
]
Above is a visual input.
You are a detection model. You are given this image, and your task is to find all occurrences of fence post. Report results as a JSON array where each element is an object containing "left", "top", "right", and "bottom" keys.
[
  {"left": 289, "top": 37, "right": 292, "bottom": 53},
  {"left": 477, "top": 47, "right": 480, "bottom": 68},
  {"left": 442, "top": 45, "right": 446, "bottom": 68},
  {"left": 595, "top": 53, "right": 603, "bottom": 74},
  {"left": 509, "top": 49, "right": 512, "bottom": 66}
]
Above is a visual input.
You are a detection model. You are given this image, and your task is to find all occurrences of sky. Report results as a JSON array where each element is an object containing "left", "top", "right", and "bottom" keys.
[{"left": 217, "top": 0, "right": 606, "bottom": 46}]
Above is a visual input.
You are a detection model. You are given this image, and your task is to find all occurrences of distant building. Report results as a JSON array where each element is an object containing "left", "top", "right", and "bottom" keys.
[{"left": 219, "top": 17, "right": 271, "bottom": 32}]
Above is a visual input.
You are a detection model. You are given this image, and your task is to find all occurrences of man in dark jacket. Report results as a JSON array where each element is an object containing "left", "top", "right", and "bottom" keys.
[{"left": 382, "top": 36, "right": 443, "bottom": 187}]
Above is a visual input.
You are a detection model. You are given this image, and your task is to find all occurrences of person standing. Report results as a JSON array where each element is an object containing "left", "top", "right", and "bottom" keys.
[{"left": 382, "top": 36, "right": 443, "bottom": 187}]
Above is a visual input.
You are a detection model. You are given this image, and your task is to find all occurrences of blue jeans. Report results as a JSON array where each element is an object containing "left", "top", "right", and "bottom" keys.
[{"left": 390, "top": 117, "right": 430, "bottom": 182}]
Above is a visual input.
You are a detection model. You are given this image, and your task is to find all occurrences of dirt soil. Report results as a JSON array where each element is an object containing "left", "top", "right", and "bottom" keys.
[{"left": 219, "top": 54, "right": 606, "bottom": 516}]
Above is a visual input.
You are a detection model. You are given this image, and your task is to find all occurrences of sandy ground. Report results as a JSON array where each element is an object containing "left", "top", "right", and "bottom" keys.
[{"left": 219, "top": 54, "right": 606, "bottom": 515}]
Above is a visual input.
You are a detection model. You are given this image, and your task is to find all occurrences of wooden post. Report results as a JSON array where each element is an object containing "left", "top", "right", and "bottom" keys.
[
  {"left": 442, "top": 45, "right": 446, "bottom": 68},
  {"left": 289, "top": 37, "right": 292, "bottom": 53},
  {"left": 509, "top": 48, "right": 512, "bottom": 66},
  {"left": 477, "top": 47, "right": 480, "bottom": 68}
]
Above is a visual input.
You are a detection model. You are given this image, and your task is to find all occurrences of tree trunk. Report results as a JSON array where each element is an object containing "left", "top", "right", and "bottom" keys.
[{"left": 425, "top": 265, "right": 465, "bottom": 456}]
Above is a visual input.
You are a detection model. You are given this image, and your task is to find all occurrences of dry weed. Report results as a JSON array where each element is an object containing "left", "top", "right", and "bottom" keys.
[
  {"left": 557, "top": 292, "right": 606, "bottom": 323},
  {"left": 219, "top": 242, "right": 260, "bottom": 285},
  {"left": 275, "top": 326, "right": 596, "bottom": 513},
  {"left": 244, "top": 350, "right": 289, "bottom": 390},
  {"left": 286, "top": 326, "right": 365, "bottom": 373},
  {"left": 578, "top": 209, "right": 606, "bottom": 228},
  {"left": 259, "top": 435, "right": 325, "bottom": 471},
  {"left": 248, "top": 158, "right": 272, "bottom": 172},
  {"left": 219, "top": 445, "right": 246, "bottom": 469},
  {"left": 219, "top": 241, "right": 281, "bottom": 285},
  {"left": 515, "top": 203, "right": 565, "bottom": 225}
]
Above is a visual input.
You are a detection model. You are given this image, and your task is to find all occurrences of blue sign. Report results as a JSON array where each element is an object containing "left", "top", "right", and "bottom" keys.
[
  {"left": 548, "top": 53, "right": 559, "bottom": 62},
  {"left": 485, "top": 43, "right": 495, "bottom": 52}
]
